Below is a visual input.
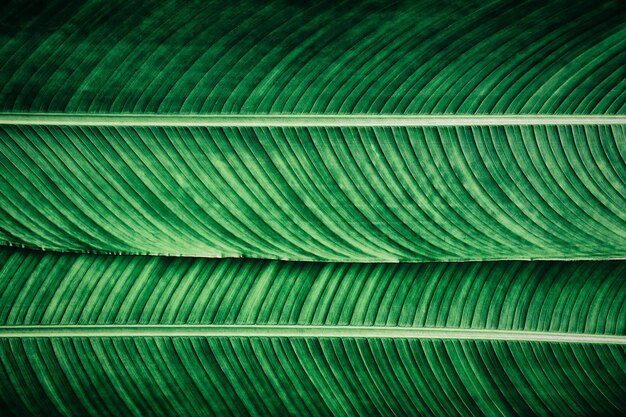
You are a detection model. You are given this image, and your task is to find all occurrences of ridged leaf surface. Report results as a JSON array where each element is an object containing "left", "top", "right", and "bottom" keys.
[
  {"left": 1, "top": 125, "right": 625, "bottom": 261},
  {"left": 0, "top": 0, "right": 624, "bottom": 114},
  {"left": 0, "top": 249, "right": 625, "bottom": 417},
  {"left": 1, "top": 1, "right": 625, "bottom": 416}
]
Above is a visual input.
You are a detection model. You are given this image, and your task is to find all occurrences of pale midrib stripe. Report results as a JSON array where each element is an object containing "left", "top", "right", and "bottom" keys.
[
  {"left": 1, "top": 113, "right": 625, "bottom": 127},
  {"left": 0, "top": 325, "right": 623, "bottom": 344}
]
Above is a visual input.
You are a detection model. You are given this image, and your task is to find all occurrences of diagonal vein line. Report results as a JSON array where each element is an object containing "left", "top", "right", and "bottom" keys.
[
  {"left": 0, "top": 325, "right": 624, "bottom": 344},
  {"left": 0, "top": 114, "right": 625, "bottom": 127}
]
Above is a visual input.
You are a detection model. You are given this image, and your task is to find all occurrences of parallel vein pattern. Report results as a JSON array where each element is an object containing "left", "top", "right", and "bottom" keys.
[
  {"left": 1, "top": 124, "right": 624, "bottom": 261},
  {"left": 0, "top": 250, "right": 623, "bottom": 333},
  {"left": 2, "top": 339, "right": 625, "bottom": 417},
  {"left": 0, "top": 0, "right": 624, "bottom": 114},
  {"left": 0, "top": 249, "right": 625, "bottom": 417},
  {"left": 1, "top": 1, "right": 625, "bottom": 416}
]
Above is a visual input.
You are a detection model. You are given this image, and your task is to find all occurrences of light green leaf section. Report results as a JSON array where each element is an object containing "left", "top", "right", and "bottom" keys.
[
  {"left": 0, "top": 249, "right": 625, "bottom": 416},
  {"left": 0, "top": 249, "right": 623, "bottom": 332},
  {"left": 1, "top": 124, "right": 625, "bottom": 261},
  {"left": 0, "top": 249, "right": 624, "bottom": 332}
]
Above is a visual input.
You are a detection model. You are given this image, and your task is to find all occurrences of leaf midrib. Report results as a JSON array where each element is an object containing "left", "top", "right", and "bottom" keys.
[
  {"left": 1, "top": 325, "right": 624, "bottom": 344},
  {"left": 1, "top": 113, "right": 625, "bottom": 127}
]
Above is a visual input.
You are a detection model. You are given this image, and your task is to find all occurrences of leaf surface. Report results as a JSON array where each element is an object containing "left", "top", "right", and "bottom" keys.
[
  {"left": 0, "top": 249, "right": 625, "bottom": 416},
  {"left": 1, "top": 125, "right": 625, "bottom": 261},
  {"left": 1, "top": 1, "right": 625, "bottom": 416},
  {"left": 0, "top": 250, "right": 626, "bottom": 416},
  {"left": 0, "top": 0, "right": 625, "bottom": 114}
]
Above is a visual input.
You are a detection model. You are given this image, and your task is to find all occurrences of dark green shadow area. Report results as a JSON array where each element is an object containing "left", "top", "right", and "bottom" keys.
[{"left": 1, "top": 0, "right": 624, "bottom": 114}]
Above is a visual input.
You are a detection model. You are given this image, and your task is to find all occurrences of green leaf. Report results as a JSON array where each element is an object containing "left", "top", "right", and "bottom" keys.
[
  {"left": 1, "top": 0, "right": 624, "bottom": 261},
  {"left": 0, "top": 249, "right": 624, "bottom": 416},
  {"left": 1, "top": 124, "right": 625, "bottom": 261},
  {"left": 1, "top": 1, "right": 625, "bottom": 416},
  {"left": 0, "top": 0, "right": 624, "bottom": 114}
]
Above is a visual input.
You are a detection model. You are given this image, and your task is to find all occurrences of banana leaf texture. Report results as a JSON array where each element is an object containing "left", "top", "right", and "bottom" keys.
[
  {"left": 0, "top": 0, "right": 625, "bottom": 416},
  {"left": 0, "top": 249, "right": 625, "bottom": 416},
  {"left": 0, "top": 0, "right": 625, "bottom": 261}
]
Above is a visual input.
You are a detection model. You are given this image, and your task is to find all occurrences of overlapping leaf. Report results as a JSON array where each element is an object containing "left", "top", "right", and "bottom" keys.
[{"left": 1, "top": 125, "right": 625, "bottom": 261}]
